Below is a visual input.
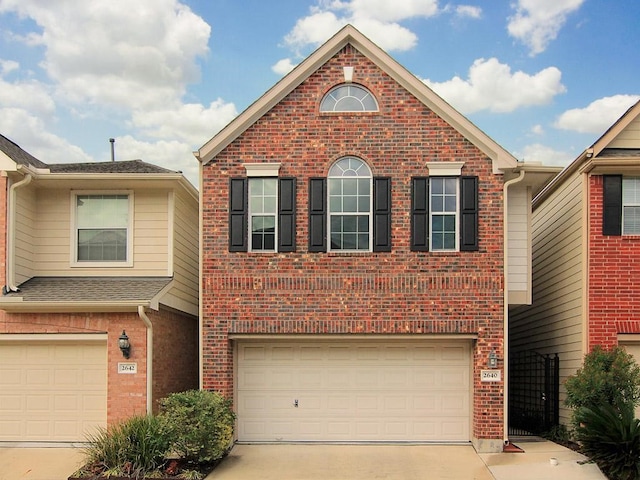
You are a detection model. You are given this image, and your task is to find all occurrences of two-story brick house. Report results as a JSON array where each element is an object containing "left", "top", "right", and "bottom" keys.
[
  {"left": 196, "top": 25, "right": 556, "bottom": 452},
  {"left": 510, "top": 100, "right": 640, "bottom": 425},
  {"left": 0, "top": 135, "right": 199, "bottom": 443}
]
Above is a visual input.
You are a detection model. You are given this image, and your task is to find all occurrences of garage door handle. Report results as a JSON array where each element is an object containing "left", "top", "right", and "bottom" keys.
[{"left": 294, "top": 399, "right": 298, "bottom": 408}]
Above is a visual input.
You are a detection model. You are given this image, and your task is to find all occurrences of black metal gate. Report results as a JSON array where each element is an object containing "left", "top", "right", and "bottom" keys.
[{"left": 508, "top": 350, "right": 559, "bottom": 436}]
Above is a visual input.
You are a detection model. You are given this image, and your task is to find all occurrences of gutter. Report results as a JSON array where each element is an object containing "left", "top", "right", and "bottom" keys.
[
  {"left": 138, "top": 305, "right": 153, "bottom": 415},
  {"left": 502, "top": 168, "right": 526, "bottom": 446},
  {"left": 5, "top": 173, "right": 32, "bottom": 292}
]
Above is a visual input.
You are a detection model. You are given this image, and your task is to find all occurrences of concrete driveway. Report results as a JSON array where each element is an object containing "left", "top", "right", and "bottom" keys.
[
  {"left": 0, "top": 446, "right": 85, "bottom": 480},
  {"left": 0, "top": 440, "right": 606, "bottom": 480},
  {"left": 207, "top": 441, "right": 606, "bottom": 480}
]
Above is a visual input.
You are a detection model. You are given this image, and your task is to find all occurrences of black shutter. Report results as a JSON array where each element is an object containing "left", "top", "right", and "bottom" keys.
[
  {"left": 460, "top": 176, "right": 479, "bottom": 251},
  {"left": 229, "top": 178, "right": 247, "bottom": 252},
  {"left": 278, "top": 178, "right": 296, "bottom": 252},
  {"left": 373, "top": 177, "right": 391, "bottom": 252},
  {"left": 603, "top": 175, "right": 622, "bottom": 236},
  {"left": 411, "top": 177, "right": 429, "bottom": 251},
  {"left": 308, "top": 178, "right": 327, "bottom": 252}
]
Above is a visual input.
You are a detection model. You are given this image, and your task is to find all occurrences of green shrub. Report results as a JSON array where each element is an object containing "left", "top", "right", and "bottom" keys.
[
  {"left": 159, "top": 389, "right": 235, "bottom": 464},
  {"left": 575, "top": 404, "right": 640, "bottom": 480},
  {"left": 81, "top": 415, "right": 170, "bottom": 478},
  {"left": 565, "top": 345, "right": 640, "bottom": 419}
]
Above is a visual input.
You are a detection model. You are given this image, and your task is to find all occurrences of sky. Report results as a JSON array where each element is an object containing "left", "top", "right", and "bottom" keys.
[{"left": 0, "top": 0, "right": 638, "bottom": 187}]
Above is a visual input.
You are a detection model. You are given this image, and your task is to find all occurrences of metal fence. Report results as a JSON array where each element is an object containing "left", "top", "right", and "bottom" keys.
[{"left": 508, "top": 350, "right": 559, "bottom": 436}]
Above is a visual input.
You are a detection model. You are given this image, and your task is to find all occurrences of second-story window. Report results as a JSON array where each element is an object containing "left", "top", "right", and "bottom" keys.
[
  {"left": 249, "top": 178, "right": 277, "bottom": 251},
  {"left": 74, "top": 193, "right": 132, "bottom": 264},
  {"left": 320, "top": 84, "right": 378, "bottom": 112},
  {"left": 623, "top": 177, "right": 640, "bottom": 234},
  {"left": 430, "top": 177, "right": 459, "bottom": 251}
]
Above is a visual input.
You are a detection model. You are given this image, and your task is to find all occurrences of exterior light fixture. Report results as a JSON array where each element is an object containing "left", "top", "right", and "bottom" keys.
[
  {"left": 488, "top": 349, "right": 498, "bottom": 368},
  {"left": 118, "top": 330, "right": 131, "bottom": 358}
]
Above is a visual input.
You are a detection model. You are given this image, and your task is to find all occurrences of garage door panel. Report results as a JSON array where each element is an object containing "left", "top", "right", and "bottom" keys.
[
  {"left": 237, "top": 341, "right": 471, "bottom": 442},
  {"left": 0, "top": 340, "right": 107, "bottom": 442}
]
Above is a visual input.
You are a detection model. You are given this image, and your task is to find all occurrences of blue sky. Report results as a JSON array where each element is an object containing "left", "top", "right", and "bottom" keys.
[{"left": 0, "top": 0, "right": 638, "bottom": 186}]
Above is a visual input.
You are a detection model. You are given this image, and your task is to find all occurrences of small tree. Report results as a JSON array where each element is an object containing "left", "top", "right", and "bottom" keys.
[{"left": 565, "top": 345, "right": 640, "bottom": 419}]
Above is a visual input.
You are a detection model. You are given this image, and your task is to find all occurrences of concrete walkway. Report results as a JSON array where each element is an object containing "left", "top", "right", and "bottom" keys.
[{"left": 0, "top": 439, "right": 606, "bottom": 480}]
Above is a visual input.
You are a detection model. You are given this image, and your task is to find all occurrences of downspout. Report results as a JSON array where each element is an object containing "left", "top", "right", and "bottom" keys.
[
  {"left": 6, "top": 173, "right": 32, "bottom": 292},
  {"left": 502, "top": 168, "right": 525, "bottom": 445},
  {"left": 138, "top": 305, "right": 153, "bottom": 415}
]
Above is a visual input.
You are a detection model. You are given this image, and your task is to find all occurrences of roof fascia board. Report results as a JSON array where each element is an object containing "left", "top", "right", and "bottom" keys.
[
  {"left": 0, "top": 299, "right": 149, "bottom": 313},
  {"left": 590, "top": 100, "right": 640, "bottom": 157},
  {"left": 197, "top": 25, "right": 518, "bottom": 173}
]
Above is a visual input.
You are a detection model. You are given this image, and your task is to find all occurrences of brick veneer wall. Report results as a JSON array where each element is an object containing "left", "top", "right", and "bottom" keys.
[
  {"left": 0, "top": 307, "right": 199, "bottom": 424},
  {"left": 201, "top": 45, "right": 506, "bottom": 443},
  {"left": 588, "top": 175, "right": 640, "bottom": 348}
]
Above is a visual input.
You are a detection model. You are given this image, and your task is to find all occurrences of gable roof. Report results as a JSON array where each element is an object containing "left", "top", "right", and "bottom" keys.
[
  {"left": 195, "top": 24, "right": 518, "bottom": 174},
  {"left": 534, "top": 100, "right": 640, "bottom": 205},
  {"left": 0, "top": 134, "right": 48, "bottom": 169},
  {"left": 48, "top": 159, "right": 178, "bottom": 174}
]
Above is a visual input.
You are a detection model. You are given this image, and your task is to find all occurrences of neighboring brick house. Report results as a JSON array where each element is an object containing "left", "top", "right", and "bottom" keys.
[
  {"left": 510, "top": 100, "right": 640, "bottom": 425},
  {"left": 0, "top": 135, "right": 199, "bottom": 444},
  {"left": 196, "top": 25, "right": 556, "bottom": 453}
]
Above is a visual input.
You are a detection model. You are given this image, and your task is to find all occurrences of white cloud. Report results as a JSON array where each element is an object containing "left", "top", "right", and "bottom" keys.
[
  {"left": 531, "top": 124, "right": 544, "bottom": 135},
  {"left": 507, "top": 0, "right": 585, "bottom": 56},
  {"left": 0, "top": 59, "right": 19, "bottom": 75},
  {"left": 0, "top": 108, "right": 92, "bottom": 164},
  {"left": 554, "top": 95, "right": 640, "bottom": 134},
  {"left": 1, "top": 0, "right": 211, "bottom": 110},
  {"left": 455, "top": 5, "right": 482, "bottom": 19},
  {"left": 0, "top": 76, "right": 55, "bottom": 117},
  {"left": 283, "top": 0, "right": 442, "bottom": 54},
  {"left": 131, "top": 99, "right": 238, "bottom": 145},
  {"left": 516, "top": 143, "right": 574, "bottom": 166},
  {"left": 272, "top": 58, "right": 298, "bottom": 76},
  {"left": 423, "top": 58, "right": 566, "bottom": 114}
]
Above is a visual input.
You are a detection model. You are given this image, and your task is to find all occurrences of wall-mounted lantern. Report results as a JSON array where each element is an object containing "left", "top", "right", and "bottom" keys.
[
  {"left": 118, "top": 330, "right": 131, "bottom": 358},
  {"left": 488, "top": 349, "right": 498, "bottom": 368}
]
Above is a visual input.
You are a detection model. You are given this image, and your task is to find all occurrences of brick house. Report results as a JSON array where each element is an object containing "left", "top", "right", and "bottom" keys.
[
  {"left": 510, "top": 100, "right": 640, "bottom": 425},
  {"left": 0, "top": 135, "right": 199, "bottom": 444},
  {"left": 196, "top": 25, "right": 556, "bottom": 452}
]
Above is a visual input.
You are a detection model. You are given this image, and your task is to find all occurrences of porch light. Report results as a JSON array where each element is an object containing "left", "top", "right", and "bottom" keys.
[
  {"left": 118, "top": 330, "right": 131, "bottom": 358},
  {"left": 488, "top": 349, "right": 498, "bottom": 368}
]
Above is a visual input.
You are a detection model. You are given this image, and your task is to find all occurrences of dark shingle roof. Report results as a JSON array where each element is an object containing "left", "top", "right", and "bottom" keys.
[
  {"left": 3, "top": 276, "right": 172, "bottom": 303},
  {"left": 0, "top": 134, "right": 49, "bottom": 169},
  {"left": 48, "top": 159, "right": 181, "bottom": 174}
]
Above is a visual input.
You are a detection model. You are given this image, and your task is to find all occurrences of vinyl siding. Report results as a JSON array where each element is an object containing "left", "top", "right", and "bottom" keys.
[
  {"left": 33, "top": 189, "right": 169, "bottom": 277},
  {"left": 608, "top": 116, "right": 640, "bottom": 148},
  {"left": 162, "top": 190, "right": 198, "bottom": 316},
  {"left": 14, "top": 184, "right": 37, "bottom": 284},
  {"left": 510, "top": 171, "right": 584, "bottom": 425},
  {"left": 507, "top": 185, "right": 530, "bottom": 304}
]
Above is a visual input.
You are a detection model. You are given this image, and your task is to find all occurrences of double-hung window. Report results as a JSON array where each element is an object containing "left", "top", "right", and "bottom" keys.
[
  {"left": 328, "top": 157, "right": 372, "bottom": 251},
  {"left": 603, "top": 175, "right": 640, "bottom": 235},
  {"left": 308, "top": 157, "right": 391, "bottom": 253},
  {"left": 411, "top": 165, "right": 478, "bottom": 252},
  {"left": 73, "top": 192, "right": 132, "bottom": 265},
  {"left": 249, "top": 178, "right": 277, "bottom": 251},
  {"left": 229, "top": 165, "right": 296, "bottom": 252}
]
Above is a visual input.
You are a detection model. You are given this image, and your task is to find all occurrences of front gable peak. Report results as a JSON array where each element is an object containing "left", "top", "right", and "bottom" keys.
[{"left": 196, "top": 24, "right": 518, "bottom": 174}]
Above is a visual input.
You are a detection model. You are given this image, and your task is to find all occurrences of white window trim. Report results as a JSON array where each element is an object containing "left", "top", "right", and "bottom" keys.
[
  {"left": 243, "top": 163, "right": 281, "bottom": 177},
  {"left": 327, "top": 158, "right": 373, "bottom": 253},
  {"left": 622, "top": 177, "right": 640, "bottom": 235},
  {"left": 248, "top": 178, "right": 278, "bottom": 253},
  {"left": 70, "top": 190, "right": 134, "bottom": 268},
  {"left": 429, "top": 177, "right": 460, "bottom": 252}
]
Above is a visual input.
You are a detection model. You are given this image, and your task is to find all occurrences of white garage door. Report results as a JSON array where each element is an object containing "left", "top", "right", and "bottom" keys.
[
  {"left": 237, "top": 340, "right": 471, "bottom": 442},
  {"left": 0, "top": 336, "right": 107, "bottom": 442}
]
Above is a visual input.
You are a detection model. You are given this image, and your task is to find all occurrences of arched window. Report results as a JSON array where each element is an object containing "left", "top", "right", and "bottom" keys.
[
  {"left": 328, "top": 157, "right": 372, "bottom": 250},
  {"left": 320, "top": 84, "right": 378, "bottom": 112}
]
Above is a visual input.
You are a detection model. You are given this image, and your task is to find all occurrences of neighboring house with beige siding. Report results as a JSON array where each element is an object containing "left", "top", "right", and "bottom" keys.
[
  {"left": 0, "top": 134, "right": 199, "bottom": 444},
  {"left": 510, "top": 100, "right": 640, "bottom": 427}
]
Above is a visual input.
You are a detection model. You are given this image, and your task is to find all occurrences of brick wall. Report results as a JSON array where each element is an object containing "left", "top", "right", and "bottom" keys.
[
  {"left": 0, "top": 307, "right": 198, "bottom": 424},
  {"left": 588, "top": 175, "right": 640, "bottom": 348},
  {"left": 201, "top": 45, "right": 506, "bottom": 442}
]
